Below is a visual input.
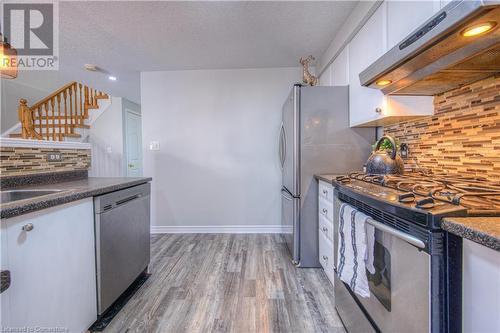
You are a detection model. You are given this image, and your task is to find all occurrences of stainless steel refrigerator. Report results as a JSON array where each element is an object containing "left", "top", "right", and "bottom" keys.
[{"left": 279, "top": 85, "right": 374, "bottom": 267}]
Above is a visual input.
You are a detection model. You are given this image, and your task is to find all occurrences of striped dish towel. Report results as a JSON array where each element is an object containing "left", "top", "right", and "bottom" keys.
[{"left": 336, "top": 203, "right": 375, "bottom": 298}]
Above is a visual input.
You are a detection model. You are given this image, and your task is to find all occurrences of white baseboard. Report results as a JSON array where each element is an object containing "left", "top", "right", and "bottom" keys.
[{"left": 151, "top": 225, "right": 292, "bottom": 234}]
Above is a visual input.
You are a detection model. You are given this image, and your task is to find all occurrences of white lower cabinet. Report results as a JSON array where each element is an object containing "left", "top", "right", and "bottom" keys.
[
  {"left": 318, "top": 181, "right": 335, "bottom": 285},
  {"left": 1, "top": 199, "right": 97, "bottom": 333},
  {"left": 462, "top": 239, "right": 500, "bottom": 332}
]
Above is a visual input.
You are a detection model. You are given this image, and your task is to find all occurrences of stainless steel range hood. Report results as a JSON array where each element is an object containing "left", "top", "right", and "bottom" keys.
[{"left": 360, "top": 0, "right": 500, "bottom": 96}]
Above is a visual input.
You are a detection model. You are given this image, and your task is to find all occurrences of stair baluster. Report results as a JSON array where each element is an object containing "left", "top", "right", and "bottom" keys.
[{"left": 11, "top": 81, "right": 108, "bottom": 141}]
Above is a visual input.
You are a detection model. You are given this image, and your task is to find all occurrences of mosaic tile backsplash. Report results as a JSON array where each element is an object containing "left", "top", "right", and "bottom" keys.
[
  {"left": 0, "top": 147, "right": 91, "bottom": 177},
  {"left": 384, "top": 75, "right": 500, "bottom": 181}
]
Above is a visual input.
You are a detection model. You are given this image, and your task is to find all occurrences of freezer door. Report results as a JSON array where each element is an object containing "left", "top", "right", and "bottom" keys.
[
  {"left": 282, "top": 86, "right": 300, "bottom": 197},
  {"left": 281, "top": 188, "right": 299, "bottom": 264}
]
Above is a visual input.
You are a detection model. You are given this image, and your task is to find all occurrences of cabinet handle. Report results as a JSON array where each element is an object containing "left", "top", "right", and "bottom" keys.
[
  {"left": 323, "top": 189, "right": 328, "bottom": 194},
  {"left": 322, "top": 226, "right": 328, "bottom": 232},
  {"left": 322, "top": 255, "right": 328, "bottom": 261},
  {"left": 22, "top": 223, "right": 34, "bottom": 232},
  {"left": 322, "top": 208, "right": 328, "bottom": 214}
]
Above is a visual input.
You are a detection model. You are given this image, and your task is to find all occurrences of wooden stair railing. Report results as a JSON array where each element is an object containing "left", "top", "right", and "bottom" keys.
[{"left": 15, "top": 81, "right": 109, "bottom": 141}]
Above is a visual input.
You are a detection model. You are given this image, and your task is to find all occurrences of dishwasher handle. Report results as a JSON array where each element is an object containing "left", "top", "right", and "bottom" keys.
[{"left": 94, "top": 183, "right": 151, "bottom": 213}]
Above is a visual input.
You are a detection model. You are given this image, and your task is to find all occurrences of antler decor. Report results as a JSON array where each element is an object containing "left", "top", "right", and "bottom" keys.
[{"left": 299, "top": 55, "right": 318, "bottom": 86}]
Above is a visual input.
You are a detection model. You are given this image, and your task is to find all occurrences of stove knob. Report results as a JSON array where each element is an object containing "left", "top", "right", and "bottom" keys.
[
  {"left": 398, "top": 193, "right": 415, "bottom": 203},
  {"left": 416, "top": 197, "right": 435, "bottom": 209}
]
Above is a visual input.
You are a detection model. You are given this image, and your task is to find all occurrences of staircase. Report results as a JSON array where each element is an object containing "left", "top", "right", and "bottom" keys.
[{"left": 10, "top": 82, "right": 109, "bottom": 141}]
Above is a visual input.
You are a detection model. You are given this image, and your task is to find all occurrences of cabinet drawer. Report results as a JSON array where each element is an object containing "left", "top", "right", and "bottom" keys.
[
  {"left": 319, "top": 181, "right": 334, "bottom": 202},
  {"left": 319, "top": 196, "right": 333, "bottom": 222},
  {"left": 319, "top": 214, "right": 334, "bottom": 243},
  {"left": 319, "top": 230, "right": 335, "bottom": 285}
]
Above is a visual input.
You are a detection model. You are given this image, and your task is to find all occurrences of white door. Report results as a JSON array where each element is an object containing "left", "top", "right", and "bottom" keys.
[{"left": 125, "top": 110, "right": 143, "bottom": 177}]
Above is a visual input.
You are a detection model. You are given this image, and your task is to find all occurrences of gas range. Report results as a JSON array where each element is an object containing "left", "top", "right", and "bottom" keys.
[
  {"left": 333, "top": 171, "right": 500, "bottom": 230},
  {"left": 331, "top": 171, "right": 488, "bottom": 332}
]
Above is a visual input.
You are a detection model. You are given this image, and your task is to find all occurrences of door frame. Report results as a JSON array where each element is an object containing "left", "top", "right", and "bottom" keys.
[{"left": 123, "top": 108, "right": 143, "bottom": 177}]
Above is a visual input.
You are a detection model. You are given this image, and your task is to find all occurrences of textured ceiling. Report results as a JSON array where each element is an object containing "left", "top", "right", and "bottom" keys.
[{"left": 16, "top": 1, "right": 358, "bottom": 103}]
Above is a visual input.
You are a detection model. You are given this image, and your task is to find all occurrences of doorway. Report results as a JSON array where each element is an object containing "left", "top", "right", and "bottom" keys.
[{"left": 124, "top": 109, "right": 143, "bottom": 177}]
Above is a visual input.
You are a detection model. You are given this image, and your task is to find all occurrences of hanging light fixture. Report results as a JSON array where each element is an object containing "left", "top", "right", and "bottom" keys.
[{"left": 0, "top": 32, "right": 18, "bottom": 79}]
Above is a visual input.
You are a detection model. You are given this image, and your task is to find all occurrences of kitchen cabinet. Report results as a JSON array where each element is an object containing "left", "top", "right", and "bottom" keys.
[
  {"left": 331, "top": 46, "right": 349, "bottom": 86},
  {"left": 348, "top": 2, "right": 387, "bottom": 127},
  {"left": 348, "top": 1, "right": 435, "bottom": 127},
  {"left": 0, "top": 199, "right": 97, "bottom": 332},
  {"left": 387, "top": 1, "right": 441, "bottom": 50},
  {"left": 462, "top": 239, "right": 500, "bottom": 332},
  {"left": 318, "top": 180, "right": 335, "bottom": 285},
  {"left": 319, "top": 45, "right": 349, "bottom": 87},
  {"left": 319, "top": 64, "right": 333, "bottom": 86}
]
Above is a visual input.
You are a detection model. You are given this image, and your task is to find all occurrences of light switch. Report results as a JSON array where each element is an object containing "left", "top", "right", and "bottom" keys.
[
  {"left": 106, "top": 146, "right": 113, "bottom": 153},
  {"left": 149, "top": 141, "right": 160, "bottom": 151}
]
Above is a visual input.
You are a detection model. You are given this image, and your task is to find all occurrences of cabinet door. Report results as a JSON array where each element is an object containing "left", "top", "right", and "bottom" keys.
[
  {"left": 463, "top": 239, "right": 500, "bottom": 332},
  {"left": 319, "top": 63, "right": 333, "bottom": 86},
  {"left": 348, "top": 2, "right": 387, "bottom": 127},
  {"left": 387, "top": 1, "right": 442, "bottom": 50},
  {"left": 385, "top": 1, "right": 438, "bottom": 119},
  {"left": 2, "top": 199, "right": 96, "bottom": 332},
  {"left": 331, "top": 45, "right": 349, "bottom": 86}
]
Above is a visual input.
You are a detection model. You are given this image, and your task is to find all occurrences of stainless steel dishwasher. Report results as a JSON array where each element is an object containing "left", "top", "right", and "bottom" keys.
[{"left": 94, "top": 183, "right": 150, "bottom": 315}]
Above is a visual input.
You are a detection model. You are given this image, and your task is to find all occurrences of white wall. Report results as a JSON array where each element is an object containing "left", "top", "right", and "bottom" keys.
[
  {"left": 1, "top": 78, "right": 52, "bottom": 133},
  {"left": 88, "top": 97, "right": 124, "bottom": 177},
  {"left": 141, "top": 67, "right": 301, "bottom": 228}
]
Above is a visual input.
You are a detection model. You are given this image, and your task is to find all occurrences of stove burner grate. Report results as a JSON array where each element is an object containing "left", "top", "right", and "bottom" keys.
[{"left": 338, "top": 171, "right": 500, "bottom": 214}]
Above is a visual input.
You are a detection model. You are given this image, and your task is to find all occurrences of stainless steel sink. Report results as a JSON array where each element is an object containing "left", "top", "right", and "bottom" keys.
[{"left": 1, "top": 189, "right": 63, "bottom": 203}]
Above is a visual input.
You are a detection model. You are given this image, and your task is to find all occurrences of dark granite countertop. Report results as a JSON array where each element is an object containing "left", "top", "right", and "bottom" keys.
[
  {"left": 315, "top": 174, "right": 342, "bottom": 185},
  {"left": 442, "top": 217, "right": 500, "bottom": 252},
  {"left": 1, "top": 177, "right": 152, "bottom": 219}
]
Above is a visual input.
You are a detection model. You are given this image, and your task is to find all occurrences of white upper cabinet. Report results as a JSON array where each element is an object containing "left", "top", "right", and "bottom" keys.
[
  {"left": 387, "top": 1, "right": 442, "bottom": 50},
  {"left": 319, "top": 45, "right": 349, "bottom": 87},
  {"left": 319, "top": 63, "right": 333, "bottom": 86},
  {"left": 347, "top": 1, "right": 439, "bottom": 127},
  {"left": 349, "top": 2, "right": 387, "bottom": 127},
  {"left": 331, "top": 45, "right": 349, "bottom": 86}
]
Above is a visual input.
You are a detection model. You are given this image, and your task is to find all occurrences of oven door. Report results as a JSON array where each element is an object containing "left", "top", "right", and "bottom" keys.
[{"left": 333, "top": 194, "right": 430, "bottom": 333}]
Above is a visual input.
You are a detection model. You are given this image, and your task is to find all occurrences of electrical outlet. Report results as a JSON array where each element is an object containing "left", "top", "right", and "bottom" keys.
[
  {"left": 400, "top": 143, "right": 409, "bottom": 158},
  {"left": 47, "top": 153, "right": 63, "bottom": 162}
]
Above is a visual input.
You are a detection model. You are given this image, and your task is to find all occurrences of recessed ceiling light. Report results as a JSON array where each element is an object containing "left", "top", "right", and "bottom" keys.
[
  {"left": 461, "top": 21, "right": 497, "bottom": 37},
  {"left": 376, "top": 79, "right": 392, "bottom": 86},
  {"left": 84, "top": 64, "right": 98, "bottom": 71},
  {"left": 108, "top": 76, "right": 117, "bottom": 81}
]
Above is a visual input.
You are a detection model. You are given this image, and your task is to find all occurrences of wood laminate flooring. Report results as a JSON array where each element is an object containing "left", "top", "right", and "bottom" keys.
[{"left": 103, "top": 234, "right": 345, "bottom": 333}]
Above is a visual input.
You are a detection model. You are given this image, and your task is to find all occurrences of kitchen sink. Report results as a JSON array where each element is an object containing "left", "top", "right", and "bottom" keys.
[{"left": 1, "top": 189, "right": 63, "bottom": 203}]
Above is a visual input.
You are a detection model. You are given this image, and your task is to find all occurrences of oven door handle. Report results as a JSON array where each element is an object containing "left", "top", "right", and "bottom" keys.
[{"left": 366, "top": 218, "right": 426, "bottom": 249}]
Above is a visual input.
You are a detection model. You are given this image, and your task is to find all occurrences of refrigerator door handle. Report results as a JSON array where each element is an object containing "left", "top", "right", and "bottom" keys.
[
  {"left": 279, "top": 123, "right": 285, "bottom": 168},
  {"left": 281, "top": 188, "right": 292, "bottom": 200},
  {"left": 278, "top": 123, "right": 283, "bottom": 168},
  {"left": 282, "top": 124, "right": 287, "bottom": 168}
]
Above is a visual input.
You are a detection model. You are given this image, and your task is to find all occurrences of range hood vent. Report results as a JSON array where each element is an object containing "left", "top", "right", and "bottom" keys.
[{"left": 360, "top": 0, "right": 500, "bottom": 96}]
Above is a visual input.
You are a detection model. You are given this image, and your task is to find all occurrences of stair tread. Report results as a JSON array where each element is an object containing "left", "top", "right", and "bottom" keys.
[
  {"left": 33, "top": 115, "right": 88, "bottom": 120},
  {"left": 84, "top": 104, "right": 99, "bottom": 110},
  {"left": 63, "top": 133, "right": 81, "bottom": 138}
]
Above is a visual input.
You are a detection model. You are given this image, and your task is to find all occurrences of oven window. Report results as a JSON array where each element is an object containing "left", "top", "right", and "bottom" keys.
[{"left": 366, "top": 231, "right": 392, "bottom": 311}]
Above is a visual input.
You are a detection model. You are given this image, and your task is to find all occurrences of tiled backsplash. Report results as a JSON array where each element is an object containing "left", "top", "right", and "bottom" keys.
[
  {"left": 384, "top": 75, "right": 500, "bottom": 181},
  {"left": 0, "top": 146, "right": 91, "bottom": 177}
]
